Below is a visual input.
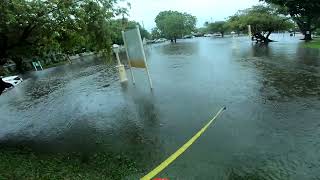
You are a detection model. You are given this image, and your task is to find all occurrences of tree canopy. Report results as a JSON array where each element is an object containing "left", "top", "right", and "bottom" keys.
[
  {"left": 150, "top": 27, "right": 162, "bottom": 39},
  {"left": 109, "top": 18, "right": 150, "bottom": 45},
  {"left": 227, "top": 14, "right": 248, "bottom": 36},
  {"left": 228, "top": 5, "right": 293, "bottom": 43},
  {"left": 206, "top": 21, "right": 228, "bottom": 37},
  {"left": 260, "top": 0, "right": 320, "bottom": 40},
  {"left": 155, "top": 11, "right": 196, "bottom": 43},
  {"left": 0, "top": 0, "right": 128, "bottom": 71}
]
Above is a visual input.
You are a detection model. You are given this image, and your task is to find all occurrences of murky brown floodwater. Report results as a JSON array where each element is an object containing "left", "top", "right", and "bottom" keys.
[{"left": 1, "top": 34, "right": 320, "bottom": 179}]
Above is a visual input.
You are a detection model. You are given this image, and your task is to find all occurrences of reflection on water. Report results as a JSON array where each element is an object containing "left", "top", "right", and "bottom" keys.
[
  {"left": 0, "top": 35, "right": 320, "bottom": 179},
  {"left": 296, "top": 47, "right": 320, "bottom": 67},
  {"left": 159, "top": 41, "right": 199, "bottom": 56},
  {"left": 239, "top": 43, "right": 320, "bottom": 100}
]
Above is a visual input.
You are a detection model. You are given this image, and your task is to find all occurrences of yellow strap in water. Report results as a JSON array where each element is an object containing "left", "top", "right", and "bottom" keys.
[{"left": 140, "top": 106, "right": 226, "bottom": 180}]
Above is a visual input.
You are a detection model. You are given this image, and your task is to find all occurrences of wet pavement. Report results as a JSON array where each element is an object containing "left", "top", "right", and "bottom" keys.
[{"left": 1, "top": 34, "right": 320, "bottom": 179}]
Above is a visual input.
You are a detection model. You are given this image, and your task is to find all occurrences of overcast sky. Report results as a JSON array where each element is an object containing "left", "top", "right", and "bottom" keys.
[{"left": 120, "top": 0, "right": 261, "bottom": 31}]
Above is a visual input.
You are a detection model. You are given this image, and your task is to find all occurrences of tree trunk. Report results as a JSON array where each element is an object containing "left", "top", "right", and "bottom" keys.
[
  {"left": 221, "top": 32, "right": 224, "bottom": 38},
  {"left": 253, "top": 31, "right": 274, "bottom": 43},
  {"left": 294, "top": 16, "right": 313, "bottom": 41},
  {"left": 303, "top": 30, "right": 312, "bottom": 41},
  {"left": 12, "top": 56, "right": 24, "bottom": 73},
  {"left": 265, "top": 31, "right": 272, "bottom": 42}
]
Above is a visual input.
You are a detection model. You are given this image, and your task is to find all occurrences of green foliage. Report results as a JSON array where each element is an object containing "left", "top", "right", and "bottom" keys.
[
  {"left": 151, "top": 27, "right": 162, "bottom": 39},
  {"left": 304, "top": 39, "right": 320, "bottom": 49},
  {"left": 0, "top": 0, "right": 128, "bottom": 70},
  {"left": 227, "top": 14, "right": 248, "bottom": 35},
  {"left": 227, "top": 5, "right": 292, "bottom": 42},
  {"left": 139, "top": 27, "right": 151, "bottom": 40},
  {"left": 207, "top": 21, "right": 229, "bottom": 37},
  {"left": 197, "top": 27, "right": 207, "bottom": 34},
  {"left": 155, "top": 10, "right": 196, "bottom": 42},
  {"left": 261, "top": 0, "right": 320, "bottom": 40},
  {"left": 109, "top": 18, "right": 150, "bottom": 45},
  {"left": 239, "top": 6, "right": 291, "bottom": 34}
]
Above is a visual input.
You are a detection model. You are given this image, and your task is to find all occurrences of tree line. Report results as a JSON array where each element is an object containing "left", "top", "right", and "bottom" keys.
[
  {"left": 204, "top": 5, "right": 295, "bottom": 43},
  {"left": 0, "top": 0, "right": 149, "bottom": 73},
  {"left": 1, "top": 0, "right": 319, "bottom": 73},
  {"left": 153, "top": 0, "right": 320, "bottom": 43}
]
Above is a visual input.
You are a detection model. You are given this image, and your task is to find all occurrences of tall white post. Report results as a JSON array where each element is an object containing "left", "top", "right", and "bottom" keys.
[
  {"left": 38, "top": 61, "right": 43, "bottom": 70},
  {"left": 115, "top": 52, "right": 121, "bottom": 65},
  {"left": 136, "top": 26, "right": 153, "bottom": 89},
  {"left": 32, "top": 62, "right": 38, "bottom": 71},
  {"left": 67, "top": 55, "right": 72, "bottom": 64},
  {"left": 122, "top": 31, "right": 136, "bottom": 85},
  {"left": 112, "top": 44, "right": 128, "bottom": 83},
  {"left": 248, "top": 25, "right": 252, "bottom": 38}
]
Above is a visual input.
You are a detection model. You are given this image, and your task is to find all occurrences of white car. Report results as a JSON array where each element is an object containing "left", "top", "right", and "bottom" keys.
[
  {"left": 155, "top": 38, "right": 167, "bottom": 43},
  {"left": 2, "top": 75, "right": 23, "bottom": 86},
  {"left": 204, "top": 34, "right": 213, "bottom": 37}
]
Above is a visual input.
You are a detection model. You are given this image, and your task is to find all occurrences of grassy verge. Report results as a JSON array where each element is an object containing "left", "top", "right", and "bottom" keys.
[
  {"left": 0, "top": 148, "right": 140, "bottom": 179},
  {"left": 304, "top": 39, "right": 320, "bottom": 49}
]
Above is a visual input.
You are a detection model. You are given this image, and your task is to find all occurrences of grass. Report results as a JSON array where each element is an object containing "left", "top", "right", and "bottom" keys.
[
  {"left": 304, "top": 39, "right": 320, "bottom": 49},
  {"left": 0, "top": 148, "right": 140, "bottom": 180}
]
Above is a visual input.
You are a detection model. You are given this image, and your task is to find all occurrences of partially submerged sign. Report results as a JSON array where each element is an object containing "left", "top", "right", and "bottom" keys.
[
  {"left": 122, "top": 26, "right": 153, "bottom": 89},
  {"left": 32, "top": 61, "right": 43, "bottom": 71},
  {"left": 122, "top": 28, "right": 146, "bottom": 68}
]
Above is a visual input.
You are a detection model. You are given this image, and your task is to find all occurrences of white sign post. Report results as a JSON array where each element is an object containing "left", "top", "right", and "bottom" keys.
[
  {"left": 122, "top": 26, "right": 153, "bottom": 89},
  {"left": 32, "top": 61, "right": 43, "bottom": 71},
  {"left": 248, "top": 25, "right": 252, "bottom": 38},
  {"left": 112, "top": 44, "right": 128, "bottom": 83}
]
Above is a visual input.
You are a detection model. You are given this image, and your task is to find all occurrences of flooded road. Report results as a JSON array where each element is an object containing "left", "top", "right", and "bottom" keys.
[{"left": 1, "top": 35, "right": 320, "bottom": 179}]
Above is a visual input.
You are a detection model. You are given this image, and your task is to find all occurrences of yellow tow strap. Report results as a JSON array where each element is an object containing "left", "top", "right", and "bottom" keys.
[{"left": 140, "top": 106, "right": 226, "bottom": 180}]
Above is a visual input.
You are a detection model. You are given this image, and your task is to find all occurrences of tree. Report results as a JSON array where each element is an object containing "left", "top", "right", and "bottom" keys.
[
  {"left": 155, "top": 11, "right": 196, "bottom": 43},
  {"left": 151, "top": 27, "right": 162, "bottom": 39},
  {"left": 230, "top": 5, "right": 292, "bottom": 43},
  {"left": 109, "top": 18, "right": 150, "bottom": 45},
  {"left": 227, "top": 14, "right": 247, "bottom": 36},
  {"left": 261, "top": 0, "right": 320, "bottom": 40},
  {"left": 197, "top": 27, "right": 207, "bottom": 34},
  {"left": 139, "top": 27, "right": 150, "bottom": 40},
  {"left": 0, "top": 0, "right": 126, "bottom": 71},
  {"left": 207, "top": 21, "right": 228, "bottom": 37}
]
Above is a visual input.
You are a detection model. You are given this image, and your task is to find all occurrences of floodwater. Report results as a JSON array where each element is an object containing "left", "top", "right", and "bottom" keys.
[{"left": 1, "top": 34, "right": 320, "bottom": 179}]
